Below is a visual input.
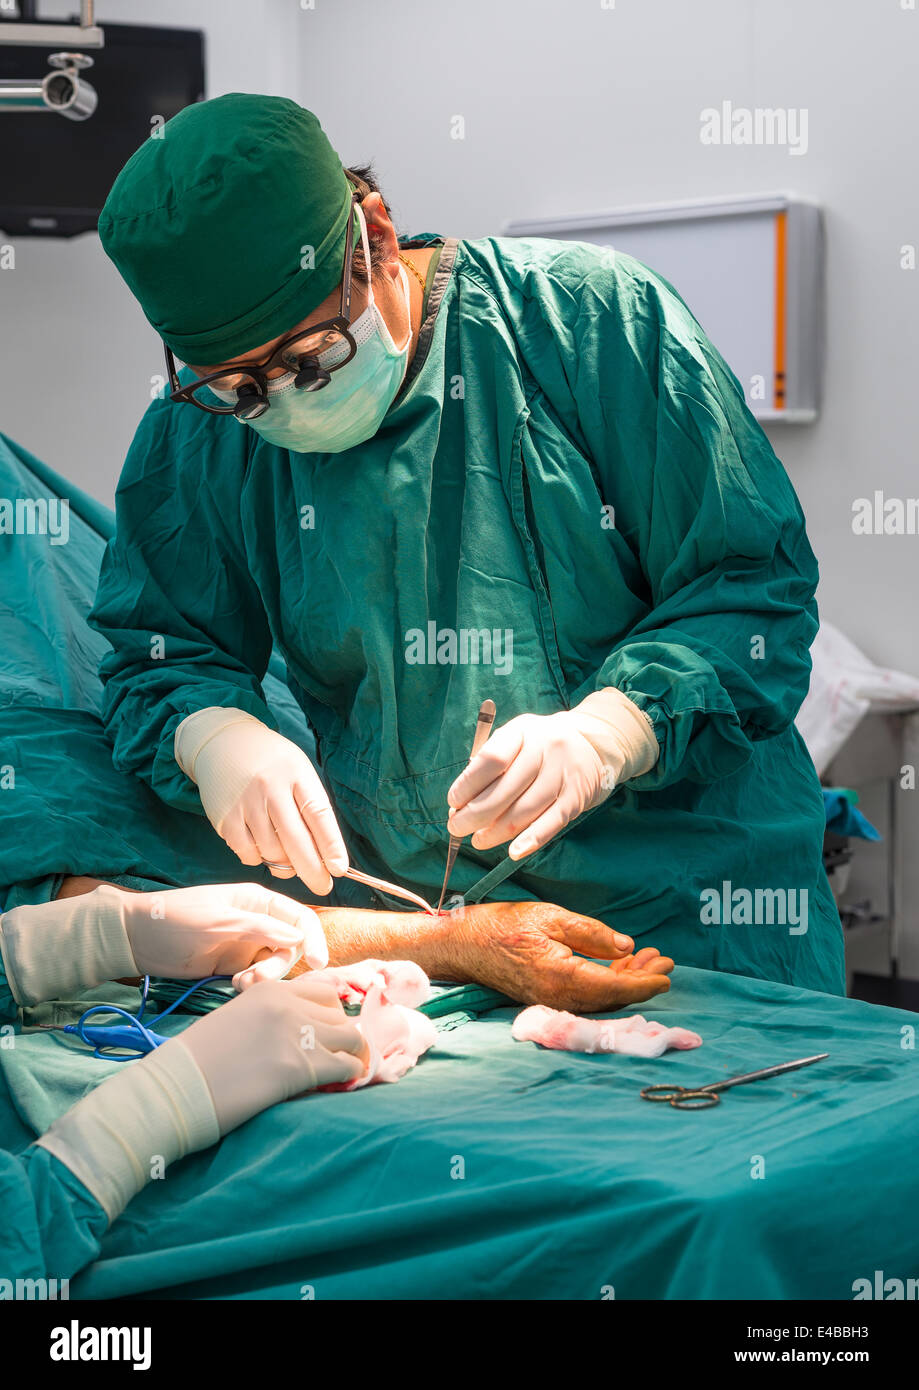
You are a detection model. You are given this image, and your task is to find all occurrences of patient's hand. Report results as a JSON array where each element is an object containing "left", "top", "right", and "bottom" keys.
[
  {"left": 297, "top": 899, "right": 672, "bottom": 1012},
  {"left": 432, "top": 901, "right": 673, "bottom": 1012}
]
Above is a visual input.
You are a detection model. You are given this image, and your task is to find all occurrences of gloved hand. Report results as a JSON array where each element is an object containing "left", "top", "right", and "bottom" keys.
[
  {"left": 36, "top": 974, "right": 368, "bottom": 1224},
  {"left": 174, "top": 707, "right": 349, "bottom": 895},
  {"left": 173, "top": 973, "right": 370, "bottom": 1131},
  {"left": 0, "top": 882, "right": 326, "bottom": 1007},
  {"left": 446, "top": 687, "right": 659, "bottom": 859},
  {"left": 122, "top": 882, "right": 328, "bottom": 987}
]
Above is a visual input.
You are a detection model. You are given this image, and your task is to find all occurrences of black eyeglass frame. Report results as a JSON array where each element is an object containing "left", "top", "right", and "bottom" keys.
[{"left": 163, "top": 193, "right": 362, "bottom": 418}]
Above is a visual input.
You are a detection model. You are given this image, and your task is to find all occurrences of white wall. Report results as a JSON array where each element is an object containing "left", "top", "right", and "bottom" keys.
[
  {"left": 296, "top": 0, "right": 919, "bottom": 675},
  {"left": 2, "top": 0, "right": 918, "bottom": 675}
]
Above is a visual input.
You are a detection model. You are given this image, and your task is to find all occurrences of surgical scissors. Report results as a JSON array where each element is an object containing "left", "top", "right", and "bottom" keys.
[{"left": 640, "top": 1053, "right": 829, "bottom": 1109}]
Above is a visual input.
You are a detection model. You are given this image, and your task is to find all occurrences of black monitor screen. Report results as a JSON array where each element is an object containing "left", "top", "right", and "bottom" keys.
[{"left": 0, "top": 20, "right": 205, "bottom": 236}]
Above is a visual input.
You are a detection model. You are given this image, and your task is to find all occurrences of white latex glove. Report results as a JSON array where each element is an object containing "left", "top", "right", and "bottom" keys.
[
  {"left": 175, "top": 973, "right": 370, "bottom": 1132},
  {"left": 175, "top": 707, "right": 348, "bottom": 895},
  {"left": 0, "top": 882, "right": 326, "bottom": 1007},
  {"left": 37, "top": 975, "right": 367, "bottom": 1224},
  {"left": 446, "top": 687, "right": 659, "bottom": 859},
  {"left": 122, "top": 882, "right": 328, "bottom": 986}
]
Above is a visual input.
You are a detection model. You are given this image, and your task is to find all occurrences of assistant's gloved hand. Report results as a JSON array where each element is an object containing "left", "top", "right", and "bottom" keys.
[
  {"left": 0, "top": 882, "right": 326, "bottom": 1007},
  {"left": 177, "top": 973, "right": 370, "bottom": 1130},
  {"left": 36, "top": 975, "right": 368, "bottom": 1224},
  {"left": 446, "top": 687, "right": 659, "bottom": 859},
  {"left": 122, "top": 882, "right": 328, "bottom": 987},
  {"left": 175, "top": 707, "right": 349, "bottom": 895}
]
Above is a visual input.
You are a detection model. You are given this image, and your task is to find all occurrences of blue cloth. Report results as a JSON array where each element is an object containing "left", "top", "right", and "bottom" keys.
[{"left": 824, "top": 789, "right": 882, "bottom": 841}]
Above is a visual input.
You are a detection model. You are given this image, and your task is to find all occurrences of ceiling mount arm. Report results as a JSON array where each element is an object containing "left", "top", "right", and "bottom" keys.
[
  {"left": 0, "top": 0, "right": 104, "bottom": 49},
  {"left": 0, "top": 2, "right": 103, "bottom": 119}
]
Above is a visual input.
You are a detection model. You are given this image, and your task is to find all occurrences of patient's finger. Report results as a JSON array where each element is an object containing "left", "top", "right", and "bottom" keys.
[
  {"left": 615, "top": 972, "right": 671, "bottom": 1003},
  {"left": 624, "top": 947, "right": 671, "bottom": 973},
  {"left": 552, "top": 953, "right": 671, "bottom": 1011},
  {"left": 631, "top": 951, "right": 674, "bottom": 976},
  {"left": 545, "top": 912, "right": 633, "bottom": 960}
]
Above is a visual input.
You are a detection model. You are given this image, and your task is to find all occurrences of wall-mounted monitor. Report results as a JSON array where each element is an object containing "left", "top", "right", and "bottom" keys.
[{"left": 0, "top": 21, "right": 205, "bottom": 238}]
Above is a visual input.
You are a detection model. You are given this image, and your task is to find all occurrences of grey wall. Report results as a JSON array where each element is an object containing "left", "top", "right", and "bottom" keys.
[{"left": 2, "top": 0, "right": 918, "bottom": 675}]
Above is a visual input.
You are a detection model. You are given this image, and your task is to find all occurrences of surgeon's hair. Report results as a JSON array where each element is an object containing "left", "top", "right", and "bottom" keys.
[{"left": 344, "top": 163, "right": 396, "bottom": 283}]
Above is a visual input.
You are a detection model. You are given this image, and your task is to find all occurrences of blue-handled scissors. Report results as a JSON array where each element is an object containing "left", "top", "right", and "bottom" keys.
[{"left": 640, "top": 1052, "right": 829, "bottom": 1109}]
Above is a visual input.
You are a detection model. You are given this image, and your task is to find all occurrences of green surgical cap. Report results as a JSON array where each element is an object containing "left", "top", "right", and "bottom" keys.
[{"left": 98, "top": 93, "right": 359, "bottom": 362}]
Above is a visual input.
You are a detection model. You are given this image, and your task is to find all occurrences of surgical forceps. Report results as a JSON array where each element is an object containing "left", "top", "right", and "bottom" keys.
[
  {"left": 260, "top": 858, "right": 438, "bottom": 915},
  {"left": 640, "top": 1053, "right": 829, "bottom": 1109}
]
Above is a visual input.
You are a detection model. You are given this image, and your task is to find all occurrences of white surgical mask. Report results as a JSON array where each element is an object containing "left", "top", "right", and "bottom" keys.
[{"left": 209, "top": 205, "right": 413, "bottom": 453}]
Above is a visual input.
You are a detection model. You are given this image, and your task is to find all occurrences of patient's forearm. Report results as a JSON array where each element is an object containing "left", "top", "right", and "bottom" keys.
[
  {"left": 56, "top": 875, "right": 111, "bottom": 899},
  {"left": 312, "top": 907, "right": 451, "bottom": 977}
]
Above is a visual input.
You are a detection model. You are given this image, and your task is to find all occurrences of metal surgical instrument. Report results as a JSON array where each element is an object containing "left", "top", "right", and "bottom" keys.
[
  {"left": 640, "top": 1053, "right": 829, "bottom": 1109},
  {"left": 434, "top": 698, "right": 497, "bottom": 915},
  {"left": 260, "top": 860, "right": 437, "bottom": 916}
]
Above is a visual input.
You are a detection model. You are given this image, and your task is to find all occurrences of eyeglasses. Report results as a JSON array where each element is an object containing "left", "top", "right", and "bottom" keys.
[{"left": 164, "top": 194, "right": 361, "bottom": 419}]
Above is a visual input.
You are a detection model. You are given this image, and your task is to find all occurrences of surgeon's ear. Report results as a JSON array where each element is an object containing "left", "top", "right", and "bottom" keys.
[{"left": 360, "top": 192, "right": 401, "bottom": 272}]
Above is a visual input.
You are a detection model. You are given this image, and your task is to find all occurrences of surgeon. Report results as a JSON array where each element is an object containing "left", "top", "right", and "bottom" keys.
[
  {"left": 0, "top": 883, "right": 369, "bottom": 1281},
  {"left": 91, "top": 93, "right": 844, "bottom": 996}
]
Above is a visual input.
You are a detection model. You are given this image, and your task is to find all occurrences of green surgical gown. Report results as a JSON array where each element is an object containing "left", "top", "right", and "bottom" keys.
[{"left": 90, "top": 235, "right": 843, "bottom": 995}]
